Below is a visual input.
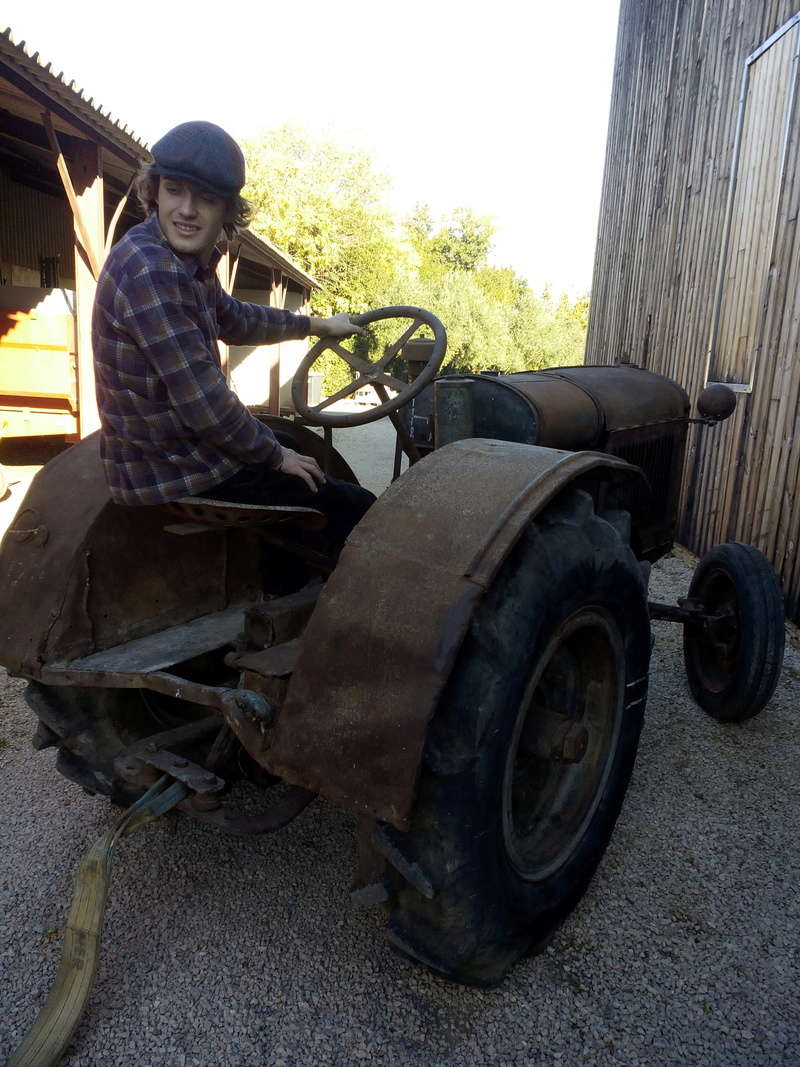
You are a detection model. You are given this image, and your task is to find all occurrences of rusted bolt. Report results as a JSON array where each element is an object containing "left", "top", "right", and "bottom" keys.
[
  {"left": 234, "top": 690, "right": 273, "bottom": 725},
  {"left": 145, "top": 742, "right": 157, "bottom": 754},
  {"left": 557, "top": 722, "right": 589, "bottom": 763},
  {"left": 526, "top": 711, "right": 589, "bottom": 764},
  {"left": 7, "top": 524, "right": 49, "bottom": 546},
  {"left": 113, "top": 756, "right": 141, "bottom": 780}
]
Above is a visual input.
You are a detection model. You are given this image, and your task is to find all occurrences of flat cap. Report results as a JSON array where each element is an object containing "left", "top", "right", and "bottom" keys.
[{"left": 150, "top": 121, "right": 245, "bottom": 198}]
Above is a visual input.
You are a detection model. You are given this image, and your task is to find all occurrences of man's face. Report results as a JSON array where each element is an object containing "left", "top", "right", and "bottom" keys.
[{"left": 156, "top": 178, "right": 227, "bottom": 263}]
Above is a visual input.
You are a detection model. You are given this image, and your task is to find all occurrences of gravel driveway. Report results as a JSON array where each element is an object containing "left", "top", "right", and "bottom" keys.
[{"left": 1, "top": 416, "right": 798, "bottom": 1066}]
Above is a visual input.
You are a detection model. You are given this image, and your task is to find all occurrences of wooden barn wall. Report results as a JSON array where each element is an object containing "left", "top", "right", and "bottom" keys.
[
  {"left": 587, "top": 0, "right": 800, "bottom": 620},
  {"left": 0, "top": 166, "right": 73, "bottom": 284}
]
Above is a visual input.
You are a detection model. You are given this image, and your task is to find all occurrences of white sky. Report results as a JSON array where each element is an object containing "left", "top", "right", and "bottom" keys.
[{"left": 3, "top": 0, "right": 620, "bottom": 295}]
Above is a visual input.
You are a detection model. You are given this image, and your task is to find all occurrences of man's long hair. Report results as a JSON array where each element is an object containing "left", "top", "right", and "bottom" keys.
[{"left": 134, "top": 162, "right": 252, "bottom": 240}]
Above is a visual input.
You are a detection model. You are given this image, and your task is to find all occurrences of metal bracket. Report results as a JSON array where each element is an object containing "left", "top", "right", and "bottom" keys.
[{"left": 114, "top": 748, "right": 224, "bottom": 794}]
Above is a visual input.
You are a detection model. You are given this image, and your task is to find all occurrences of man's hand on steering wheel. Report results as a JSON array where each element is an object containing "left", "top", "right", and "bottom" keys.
[
  {"left": 308, "top": 313, "right": 366, "bottom": 339},
  {"left": 278, "top": 447, "right": 326, "bottom": 493},
  {"left": 292, "top": 306, "right": 448, "bottom": 429}
]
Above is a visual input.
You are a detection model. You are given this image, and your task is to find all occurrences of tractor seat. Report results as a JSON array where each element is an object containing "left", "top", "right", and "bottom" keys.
[{"left": 163, "top": 496, "right": 327, "bottom": 535}]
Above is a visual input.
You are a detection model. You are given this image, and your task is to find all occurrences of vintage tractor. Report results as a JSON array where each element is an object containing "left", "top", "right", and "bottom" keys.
[{"left": 0, "top": 306, "right": 785, "bottom": 1002}]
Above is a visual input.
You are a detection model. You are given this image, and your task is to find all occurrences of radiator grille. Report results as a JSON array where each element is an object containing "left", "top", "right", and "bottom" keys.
[{"left": 605, "top": 424, "right": 686, "bottom": 554}]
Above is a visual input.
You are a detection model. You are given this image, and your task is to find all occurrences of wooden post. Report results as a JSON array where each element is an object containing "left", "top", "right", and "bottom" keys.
[
  {"left": 72, "top": 140, "right": 104, "bottom": 437},
  {"left": 267, "top": 269, "right": 285, "bottom": 415},
  {"left": 216, "top": 251, "right": 231, "bottom": 381}
]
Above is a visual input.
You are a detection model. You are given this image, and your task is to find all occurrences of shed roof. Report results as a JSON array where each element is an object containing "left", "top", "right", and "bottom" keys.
[
  {"left": 0, "top": 27, "right": 320, "bottom": 291},
  {"left": 0, "top": 27, "right": 146, "bottom": 166}
]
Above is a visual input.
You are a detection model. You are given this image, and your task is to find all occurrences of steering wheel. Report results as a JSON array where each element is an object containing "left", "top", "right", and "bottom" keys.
[{"left": 291, "top": 306, "right": 447, "bottom": 428}]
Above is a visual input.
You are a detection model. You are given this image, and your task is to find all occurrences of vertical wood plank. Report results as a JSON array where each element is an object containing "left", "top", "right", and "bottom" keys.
[
  {"left": 588, "top": 0, "right": 800, "bottom": 619},
  {"left": 72, "top": 140, "right": 103, "bottom": 438}
]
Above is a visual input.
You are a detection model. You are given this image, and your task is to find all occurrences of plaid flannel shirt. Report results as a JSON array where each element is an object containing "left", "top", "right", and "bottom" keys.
[{"left": 92, "top": 213, "right": 311, "bottom": 505}]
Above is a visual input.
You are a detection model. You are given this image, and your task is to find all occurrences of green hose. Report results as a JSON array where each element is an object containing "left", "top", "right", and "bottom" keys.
[{"left": 8, "top": 776, "right": 188, "bottom": 1067}]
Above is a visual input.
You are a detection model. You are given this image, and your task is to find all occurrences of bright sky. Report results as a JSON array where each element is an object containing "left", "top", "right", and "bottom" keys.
[{"left": 4, "top": 0, "right": 620, "bottom": 295}]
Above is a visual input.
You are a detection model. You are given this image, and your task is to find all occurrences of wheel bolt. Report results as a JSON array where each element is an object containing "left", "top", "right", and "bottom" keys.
[{"left": 527, "top": 711, "right": 589, "bottom": 764}]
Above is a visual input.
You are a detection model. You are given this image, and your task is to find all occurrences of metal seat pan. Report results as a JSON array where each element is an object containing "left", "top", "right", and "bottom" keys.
[{"left": 165, "top": 496, "right": 327, "bottom": 531}]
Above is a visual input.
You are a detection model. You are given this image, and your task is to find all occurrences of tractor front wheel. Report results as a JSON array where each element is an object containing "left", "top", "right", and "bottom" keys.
[{"left": 683, "top": 542, "right": 784, "bottom": 722}]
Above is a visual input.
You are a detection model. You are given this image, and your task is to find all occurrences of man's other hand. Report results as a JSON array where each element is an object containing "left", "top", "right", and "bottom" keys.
[
  {"left": 278, "top": 448, "right": 325, "bottom": 493},
  {"left": 308, "top": 313, "right": 366, "bottom": 339}
]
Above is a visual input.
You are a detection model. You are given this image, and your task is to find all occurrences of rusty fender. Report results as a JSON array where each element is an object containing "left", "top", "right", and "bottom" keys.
[
  {"left": 0, "top": 419, "right": 356, "bottom": 676},
  {"left": 247, "top": 439, "right": 646, "bottom": 830}
]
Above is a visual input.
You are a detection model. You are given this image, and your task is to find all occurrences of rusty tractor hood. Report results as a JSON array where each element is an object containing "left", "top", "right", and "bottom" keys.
[{"left": 434, "top": 365, "right": 690, "bottom": 452}]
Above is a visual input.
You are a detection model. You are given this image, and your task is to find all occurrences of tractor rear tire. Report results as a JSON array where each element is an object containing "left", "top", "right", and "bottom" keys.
[
  {"left": 683, "top": 542, "right": 785, "bottom": 722},
  {"left": 381, "top": 489, "right": 651, "bottom": 985}
]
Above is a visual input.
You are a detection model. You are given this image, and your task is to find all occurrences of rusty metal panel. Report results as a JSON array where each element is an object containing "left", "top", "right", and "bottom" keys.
[
  {"left": 0, "top": 433, "right": 262, "bottom": 673},
  {"left": 437, "top": 373, "right": 602, "bottom": 451},
  {"left": 540, "top": 366, "right": 690, "bottom": 432},
  {"left": 0, "top": 434, "right": 108, "bottom": 673},
  {"left": 494, "top": 373, "right": 603, "bottom": 449},
  {"left": 260, "top": 439, "right": 643, "bottom": 829}
]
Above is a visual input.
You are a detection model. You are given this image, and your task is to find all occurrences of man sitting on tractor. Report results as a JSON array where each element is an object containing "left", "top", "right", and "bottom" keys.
[{"left": 92, "top": 121, "right": 374, "bottom": 556}]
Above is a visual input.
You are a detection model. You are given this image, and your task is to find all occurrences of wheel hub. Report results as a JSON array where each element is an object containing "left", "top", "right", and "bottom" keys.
[{"left": 503, "top": 608, "right": 625, "bottom": 882}]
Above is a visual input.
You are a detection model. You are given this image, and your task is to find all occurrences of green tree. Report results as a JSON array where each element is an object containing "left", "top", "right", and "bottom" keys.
[
  {"left": 428, "top": 206, "right": 495, "bottom": 272},
  {"left": 405, "top": 205, "right": 495, "bottom": 281},
  {"left": 511, "top": 288, "right": 589, "bottom": 368},
  {"left": 242, "top": 126, "right": 404, "bottom": 392},
  {"left": 475, "top": 265, "right": 527, "bottom": 307},
  {"left": 242, "top": 126, "right": 589, "bottom": 392}
]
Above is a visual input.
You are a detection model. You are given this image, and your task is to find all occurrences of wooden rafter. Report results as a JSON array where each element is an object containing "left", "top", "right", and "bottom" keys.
[
  {"left": 104, "top": 176, "right": 135, "bottom": 259},
  {"left": 0, "top": 58, "right": 142, "bottom": 167},
  {"left": 228, "top": 241, "right": 241, "bottom": 293},
  {"left": 42, "top": 110, "right": 101, "bottom": 280}
]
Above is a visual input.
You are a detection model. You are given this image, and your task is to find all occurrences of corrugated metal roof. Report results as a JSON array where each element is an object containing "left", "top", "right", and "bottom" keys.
[
  {"left": 1, "top": 27, "right": 149, "bottom": 162},
  {"left": 0, "top": 26, "right": 321, "bottom": 291},
  {"left": 239, "top": 230, "right": 320, "bottom": 290}
]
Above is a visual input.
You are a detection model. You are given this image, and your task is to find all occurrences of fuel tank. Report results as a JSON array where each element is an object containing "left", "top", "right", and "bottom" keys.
[{"left": 407, "top": 364, "right": 689, "bottom": 450}]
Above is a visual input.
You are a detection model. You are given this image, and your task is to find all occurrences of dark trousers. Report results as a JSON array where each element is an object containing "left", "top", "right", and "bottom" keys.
[{"left": 202, "top": 437, "right": 375, "bottom": 558}]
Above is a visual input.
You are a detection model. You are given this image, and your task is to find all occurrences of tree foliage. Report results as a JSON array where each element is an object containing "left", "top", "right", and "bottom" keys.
[
  {"left": 243, "top": 125, "right": 401, "bottom": 315},
  {"left": 242, "top": 126, "right": 589, "bottom": 392}
]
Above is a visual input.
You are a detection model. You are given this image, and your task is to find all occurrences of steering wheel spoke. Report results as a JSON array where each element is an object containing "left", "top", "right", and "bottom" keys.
[
  {"left": 372, "top": 371, "right": 408, "bottom": 394},
  {"left": 377, "top": 319, "right": 425, "bottom": 370},
  {"left": 336, "top": 349, "right": 381, "bottom": 378},
  {"left": 313, "top": 376, "right": 366, "bottom": 411},
  {"left": 328, "top": 342, "right": 368, "bottom": 373},
  {"left": 291, "top": 306, "right": 447, "bottom": 428}
]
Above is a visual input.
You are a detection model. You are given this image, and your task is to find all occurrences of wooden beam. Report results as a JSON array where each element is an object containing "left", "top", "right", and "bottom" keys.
[
  {"left": 229, "top": 242, "right": 241, "bottom": 293},
  {"left": 267, "top": 269, "right": 285, "bottom": 415},
  {"left": 104, "top": 177, "right": 134, "bottom": 258},
  {"left": 71, "top": 139, "right": 104, "bottom": 437},
  {"left": 42, "top": 111, "right": 101, "bottom": 280},
  {"left": 216, "top": 252, "right": 231, "bottom": 380},
  {"left": 0, "top": 59, "right": 142, "bottom": 167}
]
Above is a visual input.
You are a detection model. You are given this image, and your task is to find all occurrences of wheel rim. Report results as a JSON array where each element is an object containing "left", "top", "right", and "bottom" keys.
[
  {"left": 685, "top": 567, "right": 739, "bottom": 694},
  {"left": 502, "top": 608, "right": 625, "bottom": 882}
]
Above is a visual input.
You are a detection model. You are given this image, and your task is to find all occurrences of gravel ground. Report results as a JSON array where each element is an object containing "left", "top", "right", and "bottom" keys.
[{"left": 1, "top": 416, "right": 799, "bottom": 1066}]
